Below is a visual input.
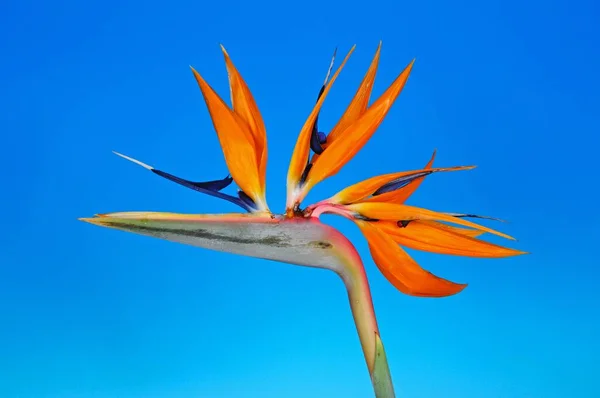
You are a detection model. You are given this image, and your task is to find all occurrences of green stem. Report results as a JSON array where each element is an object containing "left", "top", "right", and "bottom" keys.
[{"left": 331, "top": 231, "right": 395, "bottom": 397}]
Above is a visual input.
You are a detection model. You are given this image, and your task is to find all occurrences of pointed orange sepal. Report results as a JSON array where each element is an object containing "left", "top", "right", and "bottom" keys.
[
  {"left": 190, "top": 66, "right": 267, "bottom": 210},
  {"left": 286, "top": 46, "right": 356, "bottom": 211},
  {"left": 309, "top": 43, "right": 381, "bottom": 166},
  {"left": 326, "top": 42, "right": 382, "bottom": 146},
  {"left": 377, "top": 221, "right": 525, "bottom": 257},
  {"left": 304, "top": 59, "right": 415, "bottom": 193},
  {"left": 220, "top": 45, "right": 268, "bottom": 200},
  {"left": 357, "top": 221, "right": 467, "bottom": 297},
  {"left": 415, "top": 220, "right": 485, "bottom": 238},
  {"left": 347, "top": 202, "right": 515, "bottom": 240},
  {"left": 329, "top": 164, "right": 474, "bottom": 205}
]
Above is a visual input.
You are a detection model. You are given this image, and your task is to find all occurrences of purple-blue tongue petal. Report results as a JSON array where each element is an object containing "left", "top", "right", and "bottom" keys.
[
  {"left": 309, "top": 48, "right": 337, "bottom": 155},
  {"left": 444, "top": 213, "right": 505, "bottom": 222},
  {"left": 150, "top": 169, "right": 254, "bottom": 211},
  {"left": 317, "top": 131, "right": 327, "bottom": 144},
  {"left": 237, "top": 190, "right": 258, "bottom": 210},
  {"left": 372, "top": 171, "right": 432, "bottom": 196},
  {"left": 310, "top": 128, "right": 326, "bottom": 154},
  {"left": 112, "top": 151, "right": 254, "bottom": 212},
  {"left": 189, "top": 174, "right": 233, "bottom": 191}
]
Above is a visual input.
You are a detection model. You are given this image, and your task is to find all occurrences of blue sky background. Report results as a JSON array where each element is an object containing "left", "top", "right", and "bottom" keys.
[{"left": 1, "top": 0, "right": 599, "bottom": 397}]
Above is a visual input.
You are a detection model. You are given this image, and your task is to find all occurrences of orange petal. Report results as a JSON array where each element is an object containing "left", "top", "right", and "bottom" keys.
[
  {"left": 357, "top": 221, "right": 467, "bottom": 297},
  {"left": 415, "top": 220, "right": 485, "bottom": 238},
  {"left": 364, "top": 150, "right": 436, "bottom": 204},
  {"left": 347, "top": 202, "right": 515, "bottom": 240},
  {"left": 377, "top": 221, "right": 525, "bottom": 257},
  {"left": 286, "top": 46, "right": 356, "bottom": 210},
  {"left": 329, "top": 164, "right": 475, "bottom": 204},
  {"left": 221, "top": 45, "right": 268, "bottom": 198},
  {"left": 190, "top": 66, "right": 266, "bottom": 210},
  {"left": 305, "top": 59, "right": 415, "bottom": 192},
  {"left": 326, "top": 42, "right": 382, "bottom": 145}
]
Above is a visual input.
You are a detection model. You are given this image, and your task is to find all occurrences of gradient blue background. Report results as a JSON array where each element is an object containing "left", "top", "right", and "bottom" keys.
[{"left": 2, "top": 0, "right": 599, "bottom": 396}]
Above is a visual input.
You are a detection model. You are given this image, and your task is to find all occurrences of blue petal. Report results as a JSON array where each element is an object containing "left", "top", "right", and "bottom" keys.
[
  {"left": 237, "top": 190, "right": 258, "bottom": 210},
  {"left": 192, "top": 174, "right": 233, "bottom": 191},
  {"left": 309, "top": 93, "right": 326, "bottom": 154},
  {"left": 354, "top": 214, "right": 379, "bottom": 222},
  {"left": 318, "top": 131, "right": 327, "bottom": 144},
  {"left": 310, "top": 124, "right": 325, "bottom": 154},
  {"left": 444, "top": 213, "right": 504, "bottom": 222},
  {"left": 372, "top": 171, "right": 432, "bottom": 196},
  {"left": 299, "top": 163, "right": 313, "bottom": 186},
  {"left": 309, "top": 48, "right": 337, "bottom": 156},
  {"left": 151, "top": 170, "right": 255, "bottom": 212},
  {"left": 113, "top": 152, "right": 254, "bottom": 212}
]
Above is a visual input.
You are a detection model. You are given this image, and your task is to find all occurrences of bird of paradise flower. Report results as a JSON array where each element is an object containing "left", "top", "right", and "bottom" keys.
[{"left": 80, "top": 43, "right": 525, "bottom": 397}]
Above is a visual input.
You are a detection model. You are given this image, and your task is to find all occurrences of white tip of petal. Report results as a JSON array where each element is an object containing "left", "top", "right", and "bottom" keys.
[
  {"left": 113, "top": 151, "right": 154, "bottom": 170},
  {"left": 323, "top": 48, "right": 338, "bottom": 86}
]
